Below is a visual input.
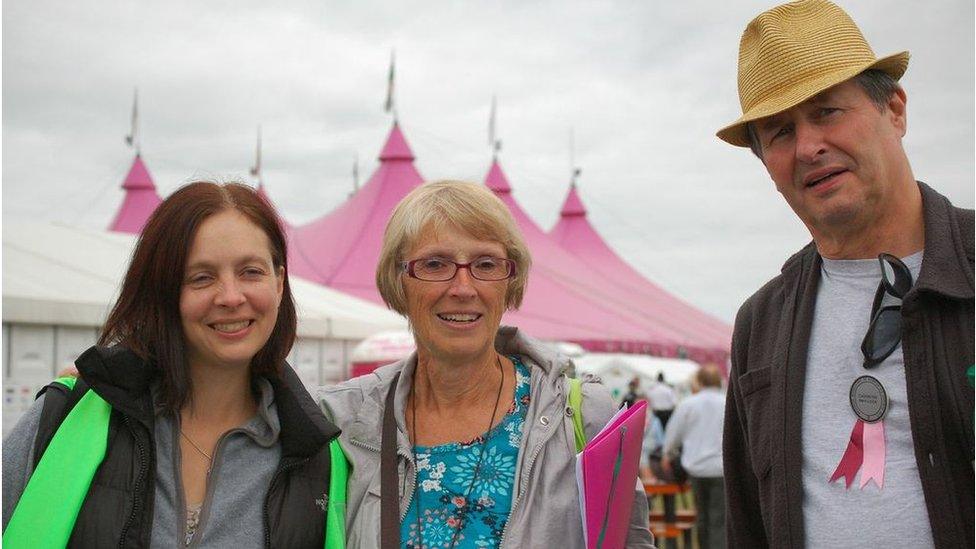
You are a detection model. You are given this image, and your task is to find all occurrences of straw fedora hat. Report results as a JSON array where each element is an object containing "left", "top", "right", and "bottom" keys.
[{"left": 717, "top": 0, "right": 909, "bottom": 147}]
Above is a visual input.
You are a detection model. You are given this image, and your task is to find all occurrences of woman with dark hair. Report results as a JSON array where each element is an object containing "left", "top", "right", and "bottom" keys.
[{"left": 2, "top": 181, "right": 342, "bottom": 548}]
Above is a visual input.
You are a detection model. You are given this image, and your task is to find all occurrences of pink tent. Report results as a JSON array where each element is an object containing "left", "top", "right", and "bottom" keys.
[
  {"left": 289, "top": 123, "right": 424, "bottom": 299},
  {"left": 109, "top": 154, "right": 162, "bottom": 234},
  {"left": 484, "top": 160, "right": 732, "bottom": 362},
  {"left": 290, "top": 124, "right": 689, "bottom": 349},
  {"left": 549, "top": 184, "right": 731, "bottom": 364}
]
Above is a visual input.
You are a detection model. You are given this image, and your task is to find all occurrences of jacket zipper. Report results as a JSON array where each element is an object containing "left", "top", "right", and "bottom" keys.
[
  {"left": 262, "top": 457, "right": 311, "bottom": 549},
  {"left": 497, "top": 436, "right": 547, "bottom": 549},
  {"left": 186, "top": 429, "right": 238, "bottom": 549},
  {"left": 118, "top": 414, "right": 150, "bottom": 549},
  {"left": 498, "top": 377, "right": 566, "bottom": 549},
  {"left": 349, "top": 438, "right": 417, "bottom": 521}
]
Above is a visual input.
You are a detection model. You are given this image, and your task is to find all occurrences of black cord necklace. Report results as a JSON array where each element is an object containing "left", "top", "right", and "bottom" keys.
[{"left": 411, "top": 354, "right": 505, "bottom": 549}]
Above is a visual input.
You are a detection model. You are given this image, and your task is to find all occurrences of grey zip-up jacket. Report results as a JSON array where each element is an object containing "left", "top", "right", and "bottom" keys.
[{"left": 319, "top": 326, "right": 655, "bottom": 548}]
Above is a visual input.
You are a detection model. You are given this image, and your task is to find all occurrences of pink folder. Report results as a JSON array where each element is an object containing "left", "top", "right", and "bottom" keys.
[{"left": 576, "top": 400, "right": 647, "bottom": 549}]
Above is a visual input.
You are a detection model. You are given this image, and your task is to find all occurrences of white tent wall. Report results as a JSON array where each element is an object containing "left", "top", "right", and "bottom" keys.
[
  {"left": 2, "top": 222, "right": 408, "bottom": 435},
  {"left": 3, "top": 323, "right": 99, "bottom": 437},
  {"left": 286, "top": 337, "right": 355, "bottom": 388},
  {"left": 1, "top": 321, "right": 360, "bottom": 436}
]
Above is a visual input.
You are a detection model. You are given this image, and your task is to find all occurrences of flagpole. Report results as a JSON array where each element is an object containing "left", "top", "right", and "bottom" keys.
[
  {"left": 249, "top": 124, "right": 263, "bottom": 187},
  {"left": 570, "top": 128, "right": 581, "bottom": 188},
  {"left": 384, "top": 49, "right": 397, "bottom": 122},
  {"left": 125, "top": 88, "right": 139, "bottom": 155},
  {"left": 489, "top": 94, "right": 501, "bottom": 160}
]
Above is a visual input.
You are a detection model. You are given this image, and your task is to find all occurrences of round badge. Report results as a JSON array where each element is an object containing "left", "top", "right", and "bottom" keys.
[{"left": 849, "top": 375, "right": 888, "bottom": 423}]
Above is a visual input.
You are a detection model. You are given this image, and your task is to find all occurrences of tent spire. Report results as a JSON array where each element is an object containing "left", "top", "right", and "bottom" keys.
[
  {"left": 383, "top": 49, "right": 397, "bottom": 122},
  {"left": 249, "top": 124, "right": 263, "bottom": 187},
  {"left": 109, "top": 154, "right": 162, "bottom": 233},
  {"left": 488, "top": 95, "right": 502, "bottom": 160},
  {"left": 378, "top": 121, "right": 415, "bottom": 161},
  {"left": 558, "top": 181, "right": 587, "bottom": 217},
  {"left": 124, "top": 88, "right": 140, "bottom": 155},
  {"left": 569, "top": 128, "right": 582, "bottom": 188}
]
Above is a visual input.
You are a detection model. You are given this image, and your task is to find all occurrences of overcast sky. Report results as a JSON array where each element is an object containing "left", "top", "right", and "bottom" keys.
[{"left": 3, "top": 0, "right": 973, "bottom": 323}]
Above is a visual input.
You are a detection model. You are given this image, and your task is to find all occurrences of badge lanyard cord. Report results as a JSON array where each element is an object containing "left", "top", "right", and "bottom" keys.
[{"left": 411, "top": 355, "right": 505, "bottom": 549}]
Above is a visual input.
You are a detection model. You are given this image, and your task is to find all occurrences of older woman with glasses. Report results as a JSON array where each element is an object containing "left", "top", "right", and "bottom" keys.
[{"left": 320, "top": 180, "right": 653, "bottom": 548}]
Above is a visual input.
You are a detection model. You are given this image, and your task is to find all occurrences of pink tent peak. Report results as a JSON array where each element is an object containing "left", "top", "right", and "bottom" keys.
[
  {"left": 121, "top": 154, "right": 155, "bottom": 190},
  {"left": 109, "top": 154, "right": 162, "bottom": 234},
  {"left": 379, "top": 122, "right": 415, "bottom": 161},
  {"left": 549, "top": 184, "right": 732, "bottom": 365},
  {"left": 482, "top": 159, "right": 701, "bottom": 351},
  {"left": 484, "top": 160, "right": 512, "bottom": 194},
  {"left": 288, "top": 123, "right": 424, "bottom": 299},
  {"left": 559, "top": 184, "right": 586, "bottom": 217},
  {"left": 290, "top": 125, "right": 687, "bottom": 348}
]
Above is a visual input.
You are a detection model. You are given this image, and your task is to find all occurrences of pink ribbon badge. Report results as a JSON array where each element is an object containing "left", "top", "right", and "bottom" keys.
[{"left": 829, "top": 419, "right": 886, "bottom": 489}]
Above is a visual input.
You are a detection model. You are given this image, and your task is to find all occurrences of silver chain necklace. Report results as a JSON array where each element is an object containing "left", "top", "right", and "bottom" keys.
[{"left": 180, "top": 429, "right": 214, "bottom": 472}]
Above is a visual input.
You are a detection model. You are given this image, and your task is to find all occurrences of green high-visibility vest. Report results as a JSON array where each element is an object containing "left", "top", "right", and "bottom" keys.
[
  {"left": 568, "top": 377, "right": 586, "bottom": 453},
  {"left": 3, "top": 378, "right": 349, "bottom": 549}
]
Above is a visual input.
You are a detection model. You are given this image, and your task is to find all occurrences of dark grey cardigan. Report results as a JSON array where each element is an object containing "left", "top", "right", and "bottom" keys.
[{"left": 723, "top": 182, "right": 974, "bottom": 548}]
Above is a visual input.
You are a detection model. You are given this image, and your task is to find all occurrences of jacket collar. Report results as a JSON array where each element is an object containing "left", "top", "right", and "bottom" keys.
[
  {"left": 347, "top": 325, "right": 572, "bottom": 451},
  {"left": 75, "top": 345, "right": 157, "bottom": 424},
  {"left": 76, "top": 345, "right": 340, "bottom": 458},
  {"left": 270, "top": 363, "right": 342, "bottom": 459},
  {"left": 780, "top": 182, "right": 973, "bottom": 300},
  {"left": 914, "top": 182, "right": 974, "bottom": 300}
]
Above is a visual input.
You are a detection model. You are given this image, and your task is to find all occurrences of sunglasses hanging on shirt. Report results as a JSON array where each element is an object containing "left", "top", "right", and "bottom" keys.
[{"left": 860, "top": 253, "right": 914, "bottom": 369}]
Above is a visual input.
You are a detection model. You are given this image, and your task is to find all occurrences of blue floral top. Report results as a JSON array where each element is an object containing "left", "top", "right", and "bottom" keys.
[{"left": 402, "top": 357, "right": 531, "bottom": 549}]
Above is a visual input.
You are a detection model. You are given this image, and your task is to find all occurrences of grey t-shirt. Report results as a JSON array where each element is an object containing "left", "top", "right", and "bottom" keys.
[{"left": 801, "top": 251, "right": 934, "bottom": 547}]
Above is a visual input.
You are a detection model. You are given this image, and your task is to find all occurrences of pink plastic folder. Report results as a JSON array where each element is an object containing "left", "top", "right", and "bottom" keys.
[{"left": 576, "top": 400, "right": 647, "bottom": 549}]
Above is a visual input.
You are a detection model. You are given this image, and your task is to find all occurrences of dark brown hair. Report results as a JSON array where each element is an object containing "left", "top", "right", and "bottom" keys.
[{"left": 99, "top": 181, "right": 296, "bottom": 411}]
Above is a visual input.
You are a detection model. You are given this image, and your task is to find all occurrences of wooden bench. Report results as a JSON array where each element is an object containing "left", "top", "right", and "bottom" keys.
[
  {"left": 644, "top": 482, "right": 695, "bottom": 548},
  {"left": 650, "top": 520, "right": 695, "bottom": 548},
  {"left": 650, "top": 510, "right": 696, "bottom": 522}
]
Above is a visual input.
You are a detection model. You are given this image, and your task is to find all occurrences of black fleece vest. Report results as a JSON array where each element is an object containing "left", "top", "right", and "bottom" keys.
[{"left": 33, "top": 346, "right": 339, "bottom": 548}]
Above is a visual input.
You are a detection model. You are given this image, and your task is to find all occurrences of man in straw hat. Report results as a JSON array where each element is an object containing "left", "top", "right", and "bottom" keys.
[{"left": 718, "top": 0, "right": 974, "bottom": 547}]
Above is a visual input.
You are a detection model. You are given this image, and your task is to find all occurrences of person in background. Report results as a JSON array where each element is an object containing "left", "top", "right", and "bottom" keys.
[
  {"left": 662, "top": 366, "right": 725, "bottom": 549},
  {"left": 647, "top": 372, "right": 677, "bottom": 428},
  {"left": 621, "top": 376, "right": 642, "bottom": 408},
  {"left": 639, "top": 396, "right": 666, "bottom": 482},
  {"left": 2, "top": 182, "right": 341, "bottom": 547},
  {"left": 319, "top": 180, "right": 653, "bottom": 548},
  {"left": 718, "top": 0, "right": 973, "bottom": 546}
]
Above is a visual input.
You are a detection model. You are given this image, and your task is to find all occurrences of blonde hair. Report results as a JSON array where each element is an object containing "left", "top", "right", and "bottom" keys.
[
  {"left": 695, "top": 365, "right": 724, "bottom": 389},
  {"left": 376, "top": 180, "right": 532, "bottom": 315}
]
